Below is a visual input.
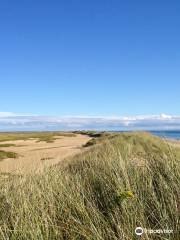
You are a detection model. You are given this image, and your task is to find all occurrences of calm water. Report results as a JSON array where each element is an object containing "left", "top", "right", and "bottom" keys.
[{"left": 150, "top": 131, "right": 180, "bottom": 140}]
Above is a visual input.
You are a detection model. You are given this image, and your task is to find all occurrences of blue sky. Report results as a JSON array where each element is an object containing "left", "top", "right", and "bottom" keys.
[{"left": 0, "top": 0, "right": 180, "bottom": 123}]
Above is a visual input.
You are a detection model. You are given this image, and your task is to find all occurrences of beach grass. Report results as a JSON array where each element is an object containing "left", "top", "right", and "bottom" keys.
[
  {"left": 0, "top": 132, "right": 179, "bottom": 239},
  {"left": 0, "top": 150, "right": 18, "bottom": 161},
  {"left": 0, "top": 144, "right": 16, "bottom": 148}
]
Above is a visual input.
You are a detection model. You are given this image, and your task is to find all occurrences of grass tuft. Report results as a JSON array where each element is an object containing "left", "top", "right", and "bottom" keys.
[
  {"left": 0, "top": 150, "right": 18, "bottom": 161},
  {"left": 0, "top": 144, "right": 16, "bottom": 147}
]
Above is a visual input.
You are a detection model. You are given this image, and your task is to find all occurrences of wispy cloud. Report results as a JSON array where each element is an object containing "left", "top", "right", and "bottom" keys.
[
  {"left": 0, "top": 112, "right": 180, "bottom": 131},
  {"left": 0, "top": 112, "right": 17, "bottom": 117}
]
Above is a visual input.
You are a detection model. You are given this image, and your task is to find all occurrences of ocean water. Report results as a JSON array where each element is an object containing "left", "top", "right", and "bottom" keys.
[{"left": 150, "top": 131, "right": 180, "bottom": 140}]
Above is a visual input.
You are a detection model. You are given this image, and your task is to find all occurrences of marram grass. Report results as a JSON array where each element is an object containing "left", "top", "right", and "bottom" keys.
[{"left": 0, "top": 133, "right": 179, "bottom": 239}]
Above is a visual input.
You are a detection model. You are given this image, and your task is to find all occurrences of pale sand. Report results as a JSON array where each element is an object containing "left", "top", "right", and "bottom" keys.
[
  {"left": 167, "top": 139, "right": 180, "bottom": 148},
  {"left": 0, "top": 134, "right": 91, "bottom": 174}
]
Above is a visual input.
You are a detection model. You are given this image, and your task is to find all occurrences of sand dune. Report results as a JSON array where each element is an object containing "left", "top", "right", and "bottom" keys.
[{"left": 0, "top": 134, "right": 90, "bottom": 174}]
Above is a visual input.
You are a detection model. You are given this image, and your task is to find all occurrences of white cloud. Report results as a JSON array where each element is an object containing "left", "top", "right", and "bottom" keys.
[
  {"left": 0, "top": 112, "right": 180, "bottom": 131},
  {"left": 159, "top": 113, "right": 172, "bottom": 120},
  {"left": 0, "top": 112, "right": 15, "bottom": 117}
]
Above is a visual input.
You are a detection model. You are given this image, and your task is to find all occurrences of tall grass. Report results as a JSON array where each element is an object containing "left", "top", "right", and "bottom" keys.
[{"left": 0, "top": 133, "right": 179, "bottom": 239}]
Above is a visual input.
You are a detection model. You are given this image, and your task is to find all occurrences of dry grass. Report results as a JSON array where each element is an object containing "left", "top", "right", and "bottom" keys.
[{"left": 0, "top": 132, "right": 179, "bottom": 239}]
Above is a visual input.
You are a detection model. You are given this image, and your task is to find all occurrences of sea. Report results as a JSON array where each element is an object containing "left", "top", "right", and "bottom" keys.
[{"left": 150, "top": 130, "right": 180, "bottom": 140}]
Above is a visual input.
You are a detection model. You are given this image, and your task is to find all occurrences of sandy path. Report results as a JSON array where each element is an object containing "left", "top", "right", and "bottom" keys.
[{"left": 0, "top": 134, "right": 90, "bottom": 174}]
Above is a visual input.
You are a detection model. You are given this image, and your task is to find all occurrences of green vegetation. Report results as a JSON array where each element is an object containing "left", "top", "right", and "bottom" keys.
[
  {"left": 0, "top": 133, "right": 179, "bottom": 239},
  {"left": 83, "top": 132, "right": 120, "bottom": 147},
  {"left": 0, "top": 150, "right": 18, "bottom": 161},
  {"left": 41, "top": 157, "right": 54, "bottom": 161},
  {"left": 0, "top": 144, "right": 16, "bottom": 147},
  {"left": 73, "top": 130, "right": 107, "bottom": 138},
  {"left": 0, "top": 132, "right": 76, "bottom": 143}
]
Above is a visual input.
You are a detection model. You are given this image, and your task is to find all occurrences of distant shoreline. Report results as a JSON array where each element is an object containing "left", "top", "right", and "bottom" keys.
[
  {"left": 149, "top": 130, "right": 180, "bottom": 140},
  {"left": 0, "top": 129, "right": 180, "bottom": 140}
]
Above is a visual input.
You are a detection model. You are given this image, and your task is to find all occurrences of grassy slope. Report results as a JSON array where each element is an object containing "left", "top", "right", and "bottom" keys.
[{"left": 0, "top": 133, "right": 179, "bottom": 240}]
